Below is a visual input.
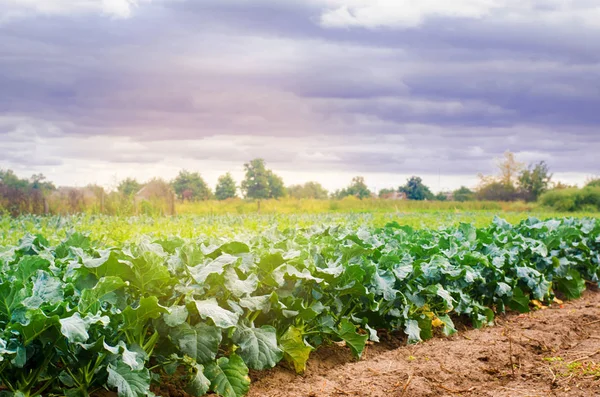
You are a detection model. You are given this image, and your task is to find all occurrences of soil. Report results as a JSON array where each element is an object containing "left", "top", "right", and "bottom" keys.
[{"left": 247, "top": 289, "right": 600, "bottom": 397}]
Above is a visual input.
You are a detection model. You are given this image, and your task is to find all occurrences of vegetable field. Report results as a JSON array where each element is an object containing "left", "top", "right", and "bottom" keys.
[{"left": 0, "top": 214, "right": 599, "bottom": 397}]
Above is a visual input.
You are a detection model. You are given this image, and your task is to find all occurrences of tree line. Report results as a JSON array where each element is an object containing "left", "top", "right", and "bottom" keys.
[
  {"left": 1, "top": 152, "right": 598, "bottom": 216},
  {"left": 142, "top": 153, "right": 558, "bottom": 203}
]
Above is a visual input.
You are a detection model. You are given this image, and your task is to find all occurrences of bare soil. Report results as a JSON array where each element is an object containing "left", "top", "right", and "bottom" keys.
[{"left": 247, "top": 289, "right": 600, "bottom": 397}]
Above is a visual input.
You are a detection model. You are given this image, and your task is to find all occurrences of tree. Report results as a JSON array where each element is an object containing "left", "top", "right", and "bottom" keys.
[
  {"left": 241, "top": 159, "right": 270, "bottom": 200},
  {"left": 518, "top": 161, "right": 552, "bottom": 202},
  {"left": 0, "top": 169, "right": 50, "bottom": 216},
  {"left": 267, "top": 171, "right": 286, "bottom": 199},
  {"left": 453, "top": 186, "right": 475, "bottom": 202},
  {"left": 586, "top": 178, "right": 600, "bottom": 188},
  {"left": 477, "top": 181, "right": 517, "bottom": 201},
  {"left": 378, "top": 188, "right": 396, "bottom": 199},
  {"left": 334, "top": 176, "right": 371, "bottom": 199},
  {"left": 434, "top": 192, "right": 448, "bottom": 201},
  {"left": 241, "top": 159, "right": 286, "bottom": 200},
  {"left": 287, "top": 182, "right": 329, "bottom": 199},
  {"left": 215, "top": 173, "right": 237, "bottom": 200},
  {"left": 171, "top": 170, "right": 212, "bottom": 201},
  {"left": 476, "top": 151, "right": 523, "bottom": 202},
  {"left": 118, "top": 178, "right": 142, "bottom": 197},
  {"left": 496, "top": 150, "right": 524, "bottom": 187},
  {"left": 0, "top": 169, "right": 28, "bottom": 189},
  {"left": 30, "top": 173, "right": 55, "bottom": 192},
  {"left": 399, "top": 176, "right": 434, "bottom": 200},
  {"left": 552, "top": 181, "right": 578, "bottom": 190}
]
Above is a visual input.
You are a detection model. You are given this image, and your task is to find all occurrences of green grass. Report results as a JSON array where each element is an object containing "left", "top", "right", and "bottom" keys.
[
  {"left": 2, "top": 208, "right": 599, "bottom": 246},
  {"left": 175, "top": 197, "right": 539, "bottom": 215}
]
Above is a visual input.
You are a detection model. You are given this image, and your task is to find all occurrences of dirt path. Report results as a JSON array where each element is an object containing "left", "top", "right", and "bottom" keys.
[{"left": 248, "top": 289, "right": 600, "bottom": 397}]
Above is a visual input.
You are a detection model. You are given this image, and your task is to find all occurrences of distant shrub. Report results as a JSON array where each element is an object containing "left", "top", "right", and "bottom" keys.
[
  {"left": 476, "top": 182, "right": 518, "bottom": 202},
  {"left": 540, "top": 187, "right": 600, "bottom": 212},
  {"left": 586, "top": 179, "right": 600, "bottom": 188}
]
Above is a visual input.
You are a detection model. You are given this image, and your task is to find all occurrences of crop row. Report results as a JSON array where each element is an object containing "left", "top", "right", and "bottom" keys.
[{"left": 0, "top": 217, "right": 599, "bottom": 396}]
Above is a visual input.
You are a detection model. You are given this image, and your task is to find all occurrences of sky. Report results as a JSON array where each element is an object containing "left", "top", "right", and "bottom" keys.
[{"left": 1, "top": 0, "right": 599, "bottom": 193}]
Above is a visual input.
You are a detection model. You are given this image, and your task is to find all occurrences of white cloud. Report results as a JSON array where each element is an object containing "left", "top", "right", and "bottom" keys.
[
  {"left": 0, "top": 0, "right": 151, "bottom": 19},
  {"left": 318, "top": 0, "right": 600, "bottom": 29},
  {"left": 319, "top": 0, "right": 500, "bottom": 28}
]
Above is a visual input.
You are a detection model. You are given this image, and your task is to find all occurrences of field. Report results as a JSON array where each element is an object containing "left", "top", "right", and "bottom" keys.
[{"left": 0, "top": 208, "right": 599, "bottom": 397}]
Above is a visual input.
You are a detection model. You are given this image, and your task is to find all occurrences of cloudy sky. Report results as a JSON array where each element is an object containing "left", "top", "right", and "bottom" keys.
[{"left": 1, "top": 0, "right": 599, "bottom": 192}]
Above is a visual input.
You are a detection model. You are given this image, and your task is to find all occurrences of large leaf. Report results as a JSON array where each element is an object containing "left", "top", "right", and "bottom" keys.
[
  {"left": 127, "top": 241, "right": 174, "bottom": 294},
  {"left": 436, "top": 314, "right": 457, "bottom": 336},
  {"left": 188, "top": 254, "right": 239, "bottom": 284},
  {"left": 0, "top": 281, "right": 26, "bottom": 321},
  {"left": 370, "top": 269, "right": 397, "bottom": 301},
  {"left": 11, "top": 309, "right": 60, "bottom": 346},
  {"left": 336, "top": 319, "right": 368, "bottom": 358},
  {"left": 79, "top": 276, "right": 126, "bottom": 313},
  {"left": 186, "top": 363, "right": 211, "bottom": 397},
  {"left": 404, "top": 319, "right": 422, "bottom": 344},
  {"left": 194, "top": 298, "right": 239, "bottom": 329},
  {"left": 104, "top": 341, "right": 146, "bottom": 371},
  {"left": 122, "top": 296, "right": 169, "bottom": 336},
  {"left": 163, "top": 305, "right": 189, "bottom": 327},
  {"left": 233, "top": 325, "right": 282, "bottom": 370},
  {"left": 22, "top": 270, "right": 64, "bottom": 309},
  {"left": 15, "top": 256, "right": 50, "bottom": 281},
  {"left": 280, "top": 326, "right": 312, "bottom": 374},
  {"left": 107, "top": 362, "right": 151, "bottom": 397},
  {"left": 204, "top": 354, "right": 250, "bottom": 397},
  {"left": 555, "top": 269, "right": 586, "bottom": 299},
  {"left": 224, "top": 271, "right": 259, "bottom": 298},
  {"left": 508, "top": 287, "right": 530, "bottom": 313},
  {"left": 171, "top": 322, "right": 222, "bottom": 364},
  {"left": 59, "top": 313, "right": 90, "bottom": 343},
  {"left": 78, "top": 249, "right": 136, "bottom": 282}
]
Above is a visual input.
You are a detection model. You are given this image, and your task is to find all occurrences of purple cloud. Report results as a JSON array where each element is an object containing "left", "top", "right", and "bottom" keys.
[{"left": 0, "top": 0, "right": 599, "bottom": 189}]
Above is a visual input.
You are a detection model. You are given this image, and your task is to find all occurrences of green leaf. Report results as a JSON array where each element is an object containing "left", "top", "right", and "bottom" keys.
[
  {"left": 371, "top": 269, "right": 397, "bottom": 301},
  {"left": 107, "top": 361, "right": 151, "bottom": 397},
  {"left": 79, "top": 276, "right": 126, "bottom": 313},
  {"left": 336, "top": 319, "right": 368, "bottom": 359},
  {"left": 204, "top": 354, "right": 250, "bottom": 397},
  {"left": 219, "top": 241, "right": 250, "bottom": 255},
  {"left": 405, "top": 319, "right": 422, "bottom": 344},
  {"left": 0, "top": 338, "right": 16, "bottom": 361},
  {"left": 127, "top": 241, "right": 174, "bottom": 294},
  {"left": 556, "top": 269, "right": 586, "bottom": 300},
  {"left": 59, "top": 312, "right": 110, "bottom": 343},
  {"left": 471, "top": 307, "right": 495, "bottom": 329},
  {"left": 171, "top": 322, "right": 222, "bottom": 364},
  {"left": 22, "top": 270, "right": 64, "bottom": 309},
  {"left": 122, "top": 296, "right": 169, "bottom": 336},
  {"left": 495, "top": 282, "right": 512, "bottom": 297},
  {"left": 280, "top": 326, "right": 312, "bottom": 374},
  {"left": 194, "top": 298, "right": 239, "bottom": 329},
  {"left": 508, "top": 287, "right": 530, "bottom": 313},
  {"left": 15, "top": 256, "right": 50, "bottom": 281},
  {"left": 237, "top": 295, "right": 271, "bottom": 312},
  {"left": 233, "top": 325, "right": 283, "bottom": 370},
  {"left": 163, "top": 305, "right": 189, "bottom": 327},
  {"left": 104, "top": 341, "right": 146, "bottom": 371},
  {"left": 59, "top": 313, "right": 89, "bottom": 343},
  {"left": 224, "top": 270, "right": 258, "bottom": 298},
  {"left": 78, "top": 249, "right": 135, "bottom": 281},
  {"left": 0, "top": 281, "right": 26, "bottom": 320},
  {"left": 11, "top": 309, "right": 59, "bottom": 346},
  {"left": 186, "top": 363, "right": 211, "bottom": 397},
  {"left": 365, "top": 324, "right": 380, "bottom": 343},
  {"left": 437, "top": 314, "right": 457, "bottom": 336},
  {"left": 189, "top": 254, "right": 239, "bottom": 285}
]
